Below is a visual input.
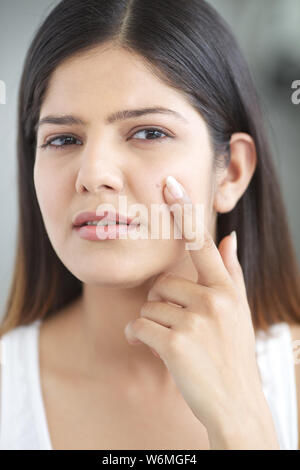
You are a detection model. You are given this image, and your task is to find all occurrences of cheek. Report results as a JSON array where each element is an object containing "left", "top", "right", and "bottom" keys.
[
  {"left": 151, "top": 150, "right": 210, "bottom": 200},
  {"left": 177, "top": 157, "right": 212, "bottom": 205},
  {"left": 139, "top": 156, "right": 211, "bottom": 225},
  {"left": 33, "top": 161, "right": 64, "bottom": 226}
]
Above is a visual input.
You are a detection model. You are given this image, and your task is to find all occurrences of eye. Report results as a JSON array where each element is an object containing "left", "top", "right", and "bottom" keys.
[
  {"left": 38, "top": 127, "right": 172, "bottom": 151},
  {"left": 39, "top": 134, "right": 82, "bottom": 150},
  {"left": 130, "top": 127, "right": 172, "bottom": 141}
]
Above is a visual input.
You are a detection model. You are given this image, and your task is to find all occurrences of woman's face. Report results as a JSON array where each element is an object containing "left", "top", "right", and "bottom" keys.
[{"left": 34, "top": 43, "right": 216, "bottom": 287}]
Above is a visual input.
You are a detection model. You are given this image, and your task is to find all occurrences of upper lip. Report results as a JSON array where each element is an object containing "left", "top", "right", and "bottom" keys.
[{"left": 72, "top": 211, "right": 141, "bottom": 227}]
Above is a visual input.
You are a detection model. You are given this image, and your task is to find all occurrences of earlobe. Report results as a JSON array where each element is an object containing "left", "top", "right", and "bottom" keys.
[
  {"left": 213, "top": 188, "right": 236, "bottom": 214},
  {"left": 212, "top": 132, "right": 257, "bottom": 214}
]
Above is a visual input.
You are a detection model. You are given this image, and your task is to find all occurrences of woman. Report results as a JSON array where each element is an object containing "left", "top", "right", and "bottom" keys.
[{"left": 0, "top": 0, "right": 300, "bottom": 450}]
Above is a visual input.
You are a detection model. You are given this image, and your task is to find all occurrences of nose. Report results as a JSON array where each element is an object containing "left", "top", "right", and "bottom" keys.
[
  {"left": 75, "top": 145, "right": 124, "bottom": 195},
  {"left": 76, "top": 170, "right": 124, "bottom": 194}
]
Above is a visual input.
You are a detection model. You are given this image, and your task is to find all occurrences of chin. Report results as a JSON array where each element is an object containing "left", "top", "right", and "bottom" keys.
[{"left": 69, "top": 264, "right": 154, "bottom": 288}]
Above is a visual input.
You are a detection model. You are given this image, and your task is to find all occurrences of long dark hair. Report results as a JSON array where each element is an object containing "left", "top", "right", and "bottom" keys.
[{"left": 1, "top": 0, "right": 300, "bottom": 336}]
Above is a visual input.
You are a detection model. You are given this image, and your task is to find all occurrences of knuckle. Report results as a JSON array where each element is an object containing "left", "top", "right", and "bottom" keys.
[
  {"left": 132, "top": 317, "right": 146, "bottom": 333},
  {"left": 229, "top": 286, "right": 240, "bottom": 304},
  {"left": 185, "top": 312, "right": 202, "bottom": 331},
  {"left": 165, "top": 331, "right": 185, "bottom": 355},
  {"left": 140, "top": 301, "right": 153, "bottom": 317},
  {"left": 203, "top": 290, "right": 230, "bottom": 315}
]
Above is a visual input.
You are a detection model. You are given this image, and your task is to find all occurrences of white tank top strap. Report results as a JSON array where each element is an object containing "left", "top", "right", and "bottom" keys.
[
  {"left": 255, "top": 321, "right": 298, "bottom": 450},
  {"left": 0, "top": 319, "right": 52, "bottom": 450}
]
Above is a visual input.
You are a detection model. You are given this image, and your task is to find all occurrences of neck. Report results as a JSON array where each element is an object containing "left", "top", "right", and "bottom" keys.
[{"left": 58, "top": 252, "right": 198, "bottom": 391}]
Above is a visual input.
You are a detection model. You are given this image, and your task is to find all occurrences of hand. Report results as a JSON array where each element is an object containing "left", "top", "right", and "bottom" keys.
[{"left": 124, "top": 176, "right": 279, "bottom": 449}]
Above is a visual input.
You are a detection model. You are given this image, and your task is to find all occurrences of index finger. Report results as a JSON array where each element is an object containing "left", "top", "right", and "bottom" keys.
[{"left": 164, "top": 176, "right": 232, "bottom": 287}]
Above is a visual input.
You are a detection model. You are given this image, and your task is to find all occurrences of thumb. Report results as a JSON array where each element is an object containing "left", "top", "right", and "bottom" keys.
[{"left": 218, "top": 231, "right": 247, "bottom": 297}]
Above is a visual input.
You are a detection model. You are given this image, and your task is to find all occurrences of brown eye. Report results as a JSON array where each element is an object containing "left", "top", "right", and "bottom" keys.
[
  {"left": 39, "top": 135, "right": 82, "bottom": 150},
  {"left": 131, "top": 127, "right": 171, "bottom": 141}
]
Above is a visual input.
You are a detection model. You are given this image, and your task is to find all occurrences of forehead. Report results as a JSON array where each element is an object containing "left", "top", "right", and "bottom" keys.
[{"left": 40, "top": 44, "right": 202, "bottom": 124}]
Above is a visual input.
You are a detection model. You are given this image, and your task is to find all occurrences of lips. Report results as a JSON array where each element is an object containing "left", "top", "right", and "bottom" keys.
[{"left": 72, "top": 211, "right": 140, "bottom": 227}]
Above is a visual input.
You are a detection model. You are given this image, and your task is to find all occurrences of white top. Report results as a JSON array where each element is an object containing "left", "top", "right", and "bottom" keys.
[{"left": 0, "top": 318, "right": 298, "bottom": 450}]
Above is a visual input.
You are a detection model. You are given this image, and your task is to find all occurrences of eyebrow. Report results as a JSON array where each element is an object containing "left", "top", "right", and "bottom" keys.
[{"left": 35, "top": 106, "right": 189, "bottom": 132}]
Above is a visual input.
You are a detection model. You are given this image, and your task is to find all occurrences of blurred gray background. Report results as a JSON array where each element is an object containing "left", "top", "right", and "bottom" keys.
[{"left": 0, "top": 0, "right": 299, "bottom": 320}]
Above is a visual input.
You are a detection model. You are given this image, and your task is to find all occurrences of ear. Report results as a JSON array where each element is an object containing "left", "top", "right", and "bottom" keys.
[{"left": 213, "top": 132, "right": 257, "bottom": 213}]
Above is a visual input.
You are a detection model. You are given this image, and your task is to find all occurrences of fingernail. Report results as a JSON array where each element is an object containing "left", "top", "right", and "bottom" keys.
[
  {"left": 166, "top": 176, "right": 184, "bottom": 199},
  {"left": 124, "top": 322, "right": 132, "bottom": 340},
  {"left": 230, "top": 230, "right": 237, "bottom": 252}
]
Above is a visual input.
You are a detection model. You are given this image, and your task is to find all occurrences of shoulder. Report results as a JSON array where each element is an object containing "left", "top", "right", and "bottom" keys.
[{"left": 288, "top": 322, "right": 300, "bottom": 450}]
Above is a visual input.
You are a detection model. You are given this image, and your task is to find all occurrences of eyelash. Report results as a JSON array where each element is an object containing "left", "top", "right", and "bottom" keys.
[{"left": 39, "top": 127, "right": 172, "bottom": 151}]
